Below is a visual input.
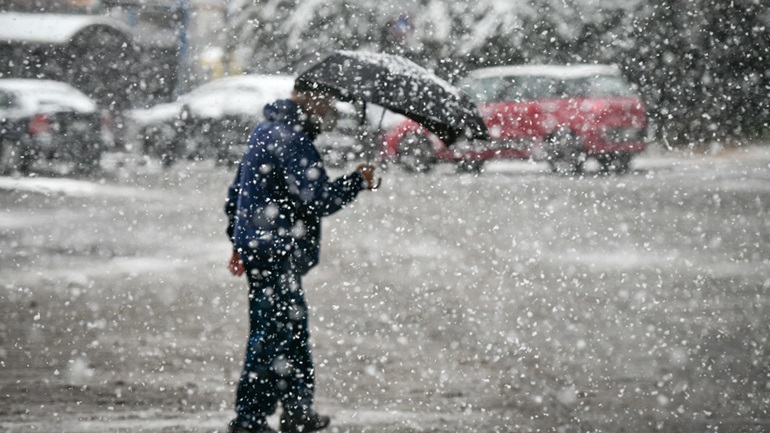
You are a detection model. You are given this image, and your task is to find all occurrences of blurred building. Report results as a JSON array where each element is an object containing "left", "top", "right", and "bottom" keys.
[
  {"left": 103, "top": 0, "right": 229, "bottom": 94},
  {"left": 0, "top": 0, "right": 228, "bottom": 107},
  {"left": 0, "top": 11, "right": 137, "bottom": 110}
]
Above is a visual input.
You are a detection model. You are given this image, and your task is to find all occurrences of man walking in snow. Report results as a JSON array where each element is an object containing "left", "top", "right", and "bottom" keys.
[{"left": 224, "top": 81, "right": 378, "bottom": 433}]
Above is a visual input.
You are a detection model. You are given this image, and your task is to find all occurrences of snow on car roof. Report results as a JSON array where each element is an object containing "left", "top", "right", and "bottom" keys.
[
  {"left": 127, "top": 74, "right": 295, "bottom": 124},
  {"left": 188, "top": 74, "right": 293, "bottom": 93},
  {"left": 185, "top": 75, "right": 295, "bottom": 119},
  {"left": 0, "top": 78, "right": 97, "bottom": 113},
  {"left": 0, "top": 78, "right": 90, "bottom": 96},
  {"left": 468, "top": 64, "right": 622, "bottom": 80},
  {"left": 0, "top": 12, "right": 130, "bottom": 45}
]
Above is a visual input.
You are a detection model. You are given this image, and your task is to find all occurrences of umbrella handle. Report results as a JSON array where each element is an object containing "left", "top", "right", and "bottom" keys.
[
  {"left": 371, "top": 177, "right": 382, "bottom": 190},
  {"left": 366, "top": 106, "right": 387, "bottom": 165},
  {"left": 377, "top": 106, "right": 386, "bottom": 130}
]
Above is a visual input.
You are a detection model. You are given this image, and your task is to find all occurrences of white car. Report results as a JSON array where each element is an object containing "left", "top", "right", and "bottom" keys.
[{"left": 127, "top": 75, "right": 294, "bottom": 166}]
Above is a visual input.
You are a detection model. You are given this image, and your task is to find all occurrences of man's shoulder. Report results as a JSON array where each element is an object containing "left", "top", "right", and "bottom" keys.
[
  {"left": 254, "top": 118, "right": 295, "bottom": 135},
  {"left": 248, "top": 120, "right": 298, "bottom": 148}
]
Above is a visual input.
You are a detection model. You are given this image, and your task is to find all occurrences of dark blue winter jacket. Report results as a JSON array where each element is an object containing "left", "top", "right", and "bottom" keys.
[{"left": 225, "top": 99, "right": 366, "bottom": 274}]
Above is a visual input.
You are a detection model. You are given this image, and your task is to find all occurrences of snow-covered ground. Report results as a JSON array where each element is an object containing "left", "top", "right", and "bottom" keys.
[{"left": 1, "top": 144, "right": 769, "bottom": 432}]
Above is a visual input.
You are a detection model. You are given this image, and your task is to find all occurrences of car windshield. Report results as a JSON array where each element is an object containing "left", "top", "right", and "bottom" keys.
[
  {"left": 562, "top": 75, "right": 637, "bottom": 97},
  {"left": 185, "top": 82, "right": 272, "bottom": 102},
  {"left": 461, "top": 74, "right": 636, "bottom": 102},
  {"left": 460, "top": 76, "right": 559, "bottom": 102}
]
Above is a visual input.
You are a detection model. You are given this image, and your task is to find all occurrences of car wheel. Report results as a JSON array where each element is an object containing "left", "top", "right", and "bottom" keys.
[
  {"left": 0, "top": 139, "right": 22, "bottom": 175},
  {"left": 144, "top": 124, "right": 180, "bottom": 162},
  {"left": 1, "top": 138, "right": 37, "bottom": 175},
  {"left": 398, "top": 133, "right": 436, "bottom": 173},
  {"left": 598, "top": 152, "right": 632, "bottom": 174},
  {"left": 456, "top": 158, "right": 483, "bottom": 174},
  {"left": 159, "top": 143, "right": 181, "bottom": 168},
  {"left": 545, "top": 129, "right": 585, "bottom": 175},
  {"left": 73, "top": 141, "right": 104, "bottom": 175}
]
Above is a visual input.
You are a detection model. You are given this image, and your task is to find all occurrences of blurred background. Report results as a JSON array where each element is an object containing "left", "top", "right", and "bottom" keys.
[{"left": 1, "top": 0, "right": 768, "bottom": 148}]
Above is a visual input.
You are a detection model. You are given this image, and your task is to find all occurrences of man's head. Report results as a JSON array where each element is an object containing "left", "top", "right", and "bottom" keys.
[{"left": 292, "top": 80, "right": 337, "bottom": 130}]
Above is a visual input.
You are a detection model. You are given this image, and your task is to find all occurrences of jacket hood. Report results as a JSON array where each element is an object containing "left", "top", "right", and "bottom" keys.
[{"left": 263, "top": 99, "right": 320, "bottom": 140}]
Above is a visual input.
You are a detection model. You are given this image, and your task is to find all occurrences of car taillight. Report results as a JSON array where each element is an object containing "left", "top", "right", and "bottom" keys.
[
  {"left": 101, "top": 109, "right": 113, "bottom": 132},
  {"left": 101, "top": 109, "right": 116, "bottom": 148},
  {"left": 28, "top": 114, "right": 50, "bottom": 136}
]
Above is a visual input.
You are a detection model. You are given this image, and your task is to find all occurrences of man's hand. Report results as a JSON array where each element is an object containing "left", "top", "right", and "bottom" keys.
[
  {"left": 356, "top": 164, "right": 380, "bottom": 190},
  {"left": 228, "top": 251, "right": 245, "bottom": 276}
]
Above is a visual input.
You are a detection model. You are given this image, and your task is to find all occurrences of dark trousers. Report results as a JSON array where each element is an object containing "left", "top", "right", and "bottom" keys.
[{"left": 233, "top": 266, "right": 315, "bottom": 429}]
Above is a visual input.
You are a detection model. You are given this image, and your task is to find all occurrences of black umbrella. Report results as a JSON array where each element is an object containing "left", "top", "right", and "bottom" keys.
[{"left": 294, "top": 50, "right": 489, "bottom": 145}]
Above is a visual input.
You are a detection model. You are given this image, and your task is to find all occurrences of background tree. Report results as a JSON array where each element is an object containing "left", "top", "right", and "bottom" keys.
[{"left": 224, "top": 0, "right": 770, "bottom": 145}]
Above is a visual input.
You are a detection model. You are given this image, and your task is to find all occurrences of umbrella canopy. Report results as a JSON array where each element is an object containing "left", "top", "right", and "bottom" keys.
[{"left": 295, "top": 50, "right": 489, "bottom": 145}]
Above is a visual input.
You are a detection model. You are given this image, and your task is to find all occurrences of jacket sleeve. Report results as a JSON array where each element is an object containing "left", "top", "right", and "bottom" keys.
[
  {"left": 224, "top": 163, "right": 242, "bottom": 244},
  {"left": 282, "top": 135, "right": 366, "bottom": 217}
]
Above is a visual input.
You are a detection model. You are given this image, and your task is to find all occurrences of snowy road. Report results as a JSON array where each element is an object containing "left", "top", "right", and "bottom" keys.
[{"left": 1, "top": 145, "right": 769, "bottom": 432}]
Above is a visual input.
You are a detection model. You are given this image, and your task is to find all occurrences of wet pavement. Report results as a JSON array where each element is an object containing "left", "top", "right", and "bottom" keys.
[{"left": 1, "top": 144, "right": 769, "bottom": 432}]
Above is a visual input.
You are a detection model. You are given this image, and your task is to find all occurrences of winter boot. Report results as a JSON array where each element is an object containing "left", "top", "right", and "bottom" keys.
[
  {"left": 279, "top": 410, "right": 330, "bottom": 433},
  {"left": 228, "top": 420, "right": 278, "bottom": 433}
]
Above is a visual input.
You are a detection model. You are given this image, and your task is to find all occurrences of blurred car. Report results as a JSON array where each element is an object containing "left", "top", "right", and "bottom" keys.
[
  {"left": 379, "top": 64, "right": 648, "bottom": 173},
  {"left": 125, "top": 99, "right": 184, "bottom": 166},
  {"left": 127, "top": 74, "right": 295, "bottom": 166},
  {"left": 0, "top": 78, "right": 113, "bottom": 175}
]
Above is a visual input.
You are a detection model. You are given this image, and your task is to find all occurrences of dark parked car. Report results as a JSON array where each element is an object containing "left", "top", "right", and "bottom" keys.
[
  {"left": 127, "top": 75, "right": 294, "bottom": 166},
  {"left": 379, "top": 64, "right": 648, "bottom": 174},
  {"left": 0, "top": 79, "right": 113, "bottom": 175}
]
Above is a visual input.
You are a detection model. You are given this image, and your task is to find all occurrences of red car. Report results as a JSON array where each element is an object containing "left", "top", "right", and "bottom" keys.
[{"left": 379, "top": 64, "right": 647, "bottom": 173}]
